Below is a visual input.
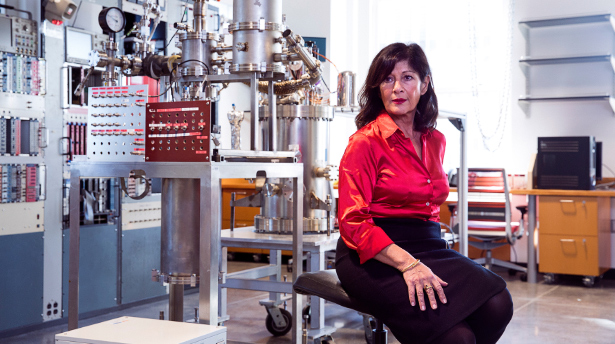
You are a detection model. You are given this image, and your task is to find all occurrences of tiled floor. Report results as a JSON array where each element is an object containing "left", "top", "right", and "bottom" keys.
[{"left": 3, "top": 263, "right": 615, "bottom": 344}]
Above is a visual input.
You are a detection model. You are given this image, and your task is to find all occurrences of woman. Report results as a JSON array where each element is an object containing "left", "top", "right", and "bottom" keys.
[{"left": 336, "top": 43, "right": 513, "bottom": 344}]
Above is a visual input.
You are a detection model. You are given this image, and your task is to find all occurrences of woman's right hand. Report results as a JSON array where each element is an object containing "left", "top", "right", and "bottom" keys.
[{"left": 402, "top": 262, "right": 448, "bottom": 311}]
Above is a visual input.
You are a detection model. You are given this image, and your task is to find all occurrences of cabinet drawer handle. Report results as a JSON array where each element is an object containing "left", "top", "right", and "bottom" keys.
[
  {"left": 559, "top": 239, "right": 575, "bottom": 242},
  {"left": 559, "top": 200, "right": 574, "bottom": 203}
]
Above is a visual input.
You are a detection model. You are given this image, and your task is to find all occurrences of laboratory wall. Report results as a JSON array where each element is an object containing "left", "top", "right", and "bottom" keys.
[
  {"left": 511, "top": 0, "right": 615, "bottom": 267},
  {"left": 511, "top": 0, "right": 615, "bottom": 173}
]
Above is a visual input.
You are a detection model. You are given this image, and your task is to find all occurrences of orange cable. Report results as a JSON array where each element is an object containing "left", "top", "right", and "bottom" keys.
[{"left": 316, "top": 52, "right": 340, "bottom": 75}]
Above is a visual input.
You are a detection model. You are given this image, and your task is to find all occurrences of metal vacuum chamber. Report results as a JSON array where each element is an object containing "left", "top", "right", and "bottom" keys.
[{"left": 257, "top": 104, "right": 337, "bottom": 234}]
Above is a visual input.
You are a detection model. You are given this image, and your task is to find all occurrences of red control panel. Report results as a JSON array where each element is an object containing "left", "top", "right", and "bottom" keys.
[{"left": 145, "top": 101, "right": 211, "bottom": 162}]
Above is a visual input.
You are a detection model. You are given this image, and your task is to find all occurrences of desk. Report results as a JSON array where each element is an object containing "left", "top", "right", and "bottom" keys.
[{"left": 510, "top": 189, "right": 615, "bottom": 284}]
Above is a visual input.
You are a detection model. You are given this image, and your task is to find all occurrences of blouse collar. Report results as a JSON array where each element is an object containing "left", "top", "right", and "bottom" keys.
[{"left": 375, "top": 110, "right": 430, "bottom": 140}]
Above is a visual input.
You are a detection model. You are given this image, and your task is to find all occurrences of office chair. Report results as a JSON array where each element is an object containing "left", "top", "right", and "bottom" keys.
[{"left": 451, "top": 168, "right": 527, "bottom": 275}]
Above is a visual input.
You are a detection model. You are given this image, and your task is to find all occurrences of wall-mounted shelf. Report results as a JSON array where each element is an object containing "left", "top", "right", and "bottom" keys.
[
  {"left": 518, "top": 94, "right": 615, "bottom": 114},
  {"left": 518, "top": 13, "right": 615, "bottom": 115},
  {"left": 519, "top": 13, "right": 614, "bottom": 28},
  {"left": 519, "top": 53, "right": 614, "bottom": 67}
]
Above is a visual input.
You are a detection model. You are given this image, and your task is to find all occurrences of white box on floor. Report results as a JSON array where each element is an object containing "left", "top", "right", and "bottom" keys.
[{"left": 55, "top": 316, "right": 226, "bottom": 344}]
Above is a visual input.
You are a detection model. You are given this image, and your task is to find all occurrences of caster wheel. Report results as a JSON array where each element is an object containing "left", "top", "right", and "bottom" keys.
[
  {"left": 253, "top": 254, "right": 262, "bottom": 263},
  {"left": 582, "top": 276, "right": 595, "bottom": 288},
  {"left": 315, "top": 335, "right": 335, "bottom": 344},
  {"left": 508, "top": 269, "right": 517, "bottom": 276},
  {"left": 544, "top": 273, "right": 556, "bottom": 284},
  {"left": 265, "top": 308, "right": 292, "bottom": 336},
  {"left": 226, "top": 252, "right": 236, "bottom": 261},
  {"left": 520, "top": 273, "right": 528, "bottom": 282},
  {"left": 302, "top": 305, "right": 311, "bottom": 327}
]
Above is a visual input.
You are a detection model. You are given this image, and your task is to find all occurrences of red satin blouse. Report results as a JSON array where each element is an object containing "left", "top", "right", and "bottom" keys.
[{"left": 338, "top": 111, "right": 449, "bottom": 264}]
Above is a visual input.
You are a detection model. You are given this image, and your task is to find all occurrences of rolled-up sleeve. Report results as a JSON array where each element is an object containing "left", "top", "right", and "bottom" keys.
[{"left": 338, "top": 133, "right": 393, "bottom": 264}]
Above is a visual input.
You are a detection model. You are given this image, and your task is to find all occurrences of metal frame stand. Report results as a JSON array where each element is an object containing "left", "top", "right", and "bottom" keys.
[
  {"left": 219, "top": 227, "right": 339, "bottom": 341},
  {"left": 443, "top": 111, "right": 468, "bottom": 256},
  {"left": 68, "top": 161, "right": 304, "bottom": 342}
]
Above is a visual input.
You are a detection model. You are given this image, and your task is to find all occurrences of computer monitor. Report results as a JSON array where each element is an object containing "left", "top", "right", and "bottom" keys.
[
  {"left": 66, "top": 27, "right": 93, "bottom": 65},
  {"left": 596, "top": 141, "right": 602, "bottom": 181},
  {"left": 0, "top": 16, "right": 13, "bottom": 50}
]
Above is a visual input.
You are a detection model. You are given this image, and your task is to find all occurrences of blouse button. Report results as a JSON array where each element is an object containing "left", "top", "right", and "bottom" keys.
[
  {"left": 426, "top": 202, "right": 430, "bottom": 206},
  {"left": 427, "top": 179, "right": 431, "bottom": 183}
]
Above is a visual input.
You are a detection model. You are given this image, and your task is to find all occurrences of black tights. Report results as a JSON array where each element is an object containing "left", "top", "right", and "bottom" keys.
[{"left": 430, "top": 289, "right": 514, "bottom": 344}]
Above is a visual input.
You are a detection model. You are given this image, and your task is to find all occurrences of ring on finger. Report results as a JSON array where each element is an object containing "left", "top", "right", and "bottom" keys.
[{"left": 424, "top": 285, "right": 433, "bottom": 290}]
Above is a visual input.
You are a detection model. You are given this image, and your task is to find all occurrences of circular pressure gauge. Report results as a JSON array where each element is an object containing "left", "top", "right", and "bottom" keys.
[{"left": 98, "top": 7, "right": 126, "bottom": 34}]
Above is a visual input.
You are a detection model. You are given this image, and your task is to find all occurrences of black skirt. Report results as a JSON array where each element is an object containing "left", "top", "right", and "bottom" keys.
[{"left": 335, "top": 218, "right": 507, "bottom": 344}]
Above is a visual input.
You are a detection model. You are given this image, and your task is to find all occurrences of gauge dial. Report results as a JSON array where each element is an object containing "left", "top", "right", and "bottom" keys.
[{"left": 98, "top": 7, "right": 126, "bottom": 34}]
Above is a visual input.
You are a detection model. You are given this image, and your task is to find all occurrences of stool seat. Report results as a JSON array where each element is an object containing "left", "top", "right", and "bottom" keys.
[
  {"left": 293, "top": 269, "right": 388, "bottom": 344},
  {"left": 293, "top": 270, "right": 371, "bottom": 315}
]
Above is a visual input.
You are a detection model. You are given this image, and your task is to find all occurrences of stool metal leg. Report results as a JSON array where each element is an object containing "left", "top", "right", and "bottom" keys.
[{"left": 373, "top": 318, "right": 388, "bottom": 344}]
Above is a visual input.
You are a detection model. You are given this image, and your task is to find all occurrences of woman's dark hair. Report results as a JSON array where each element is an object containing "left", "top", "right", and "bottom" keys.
[{"left": 355, "top": 43, "right": 438, "bottom": 131}]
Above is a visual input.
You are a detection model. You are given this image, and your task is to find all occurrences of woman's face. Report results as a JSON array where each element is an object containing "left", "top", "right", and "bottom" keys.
[{"left": 379, "top": 60, "right": 429, "bottom": 119}]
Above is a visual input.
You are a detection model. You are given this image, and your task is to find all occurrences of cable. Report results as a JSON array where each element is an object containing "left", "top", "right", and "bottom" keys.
[
  {"left": 320, "top": 75, "right": 331, "bottom": 93},
  {"left": 313, "top": 52, "right": 340, "bottom": 93},
  {"left": 148, "top": 84, "right": 172, "bottom": 98},
  {"left": 179, "top": 59, "right": 210, "bottom": 74},
  {"left": 603, "top": 163, "right": 615, "bottom": 177},
  {"left": 315, "top": 52, "right": 340, "bottom": 75},
  {"left": 164, "top": 7, "right": 187, "bottom": 51},
  {"left": 122, "top": 25, "right": 137, "bottom": 39}
]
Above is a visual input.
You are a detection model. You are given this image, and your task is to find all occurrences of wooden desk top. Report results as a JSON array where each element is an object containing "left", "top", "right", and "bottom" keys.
[
  {"left": 509, "top": 189, "right": 615, "bottom": 197},
  {"left": 221, "top": 178, "right": 256, "bottom": 189},
  {"left": 449, "top": 187, "right": 615, "bottom": 197}
]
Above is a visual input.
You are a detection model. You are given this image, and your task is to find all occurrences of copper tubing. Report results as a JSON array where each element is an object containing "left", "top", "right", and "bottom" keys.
[{"left": 254, "top": 79, "right": 311, "bottom": 95}]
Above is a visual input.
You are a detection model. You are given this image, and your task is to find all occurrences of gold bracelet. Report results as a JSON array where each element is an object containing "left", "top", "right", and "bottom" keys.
[{"left": 399, "top": 259, "right": 421, "bottom": 273}]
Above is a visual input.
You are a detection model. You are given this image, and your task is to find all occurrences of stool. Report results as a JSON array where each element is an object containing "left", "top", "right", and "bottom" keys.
[{"left": 293, "top": 269, "right": 388, "bottom": 344}]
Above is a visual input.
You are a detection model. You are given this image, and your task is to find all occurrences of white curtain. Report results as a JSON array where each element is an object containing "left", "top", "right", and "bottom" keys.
[{"left": 330, "top": 0, "right": 515, "bottom": 172}]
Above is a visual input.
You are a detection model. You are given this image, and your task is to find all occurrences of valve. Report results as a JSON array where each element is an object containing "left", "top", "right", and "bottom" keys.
[
  {"left": 74, "top": 66, "right": 95, "bottom": 97},
  {"left": 314, "top": 165, "right": 339, "bottom": 182}
]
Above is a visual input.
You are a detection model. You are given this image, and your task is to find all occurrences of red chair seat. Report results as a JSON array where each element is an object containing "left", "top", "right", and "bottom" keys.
[{"left": 468, "top": 220, "right": 520, "bottom": 237}]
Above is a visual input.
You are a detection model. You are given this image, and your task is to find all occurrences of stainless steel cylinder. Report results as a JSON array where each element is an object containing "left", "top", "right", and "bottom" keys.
[
  {"left": 161, "top": 178, "right": 200, "bottom": 277},
  {"left": 179, "top": 32, "right": 207, "bottom": 79},
  {"left": 337, "top": 71, "right": 357, "bottom": 107},
  {"left": 179, "top": 32, "right": 219, "bottom": 82},
  {"left": 257, "top": 105, "right": 336, "bottom": 233},
  {"left": 169, "top": 283, "right": 184, "bottom": 322},
  {"left": 193, "top": 0, "right": 207, "bottom": 33},
  {"left": 230, "top": 0, "right": 284, "bottom": 74}
]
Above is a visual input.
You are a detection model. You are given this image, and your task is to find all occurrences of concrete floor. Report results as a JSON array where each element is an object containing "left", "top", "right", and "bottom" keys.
[{"left": 3, "top": 262, "right": 615, "bottom": 344}]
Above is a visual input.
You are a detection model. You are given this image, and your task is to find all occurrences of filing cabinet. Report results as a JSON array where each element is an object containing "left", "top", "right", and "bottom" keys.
[{"left": 538, "top": 196, "right": 611, "bottom": 280}]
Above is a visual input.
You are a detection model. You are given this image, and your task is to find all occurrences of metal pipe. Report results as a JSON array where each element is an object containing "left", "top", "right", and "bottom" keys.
[
  {"left": 273, "top": 53, "right": 302, "bottom": 62},
  {"left": 458, "top": 118, "right": 468, "bottom": 256},
  {"left": 250, "top": 73, "right": 259, "bottom": 150},
  {"left": 212, "top": 46, "right": 233, "bottom": 54},
  {"left": 283, "top": 30, "right": 318, "bottom": 70},
  {"left": 161, "top": 178, "right": 200, "bottom": 276},
  {"left": 268, "top": 81, "right": 277, "bottom": 152},
  {"left": 230, "top": 192, "right": 236, "bottom": 231},
  {"left": 169, "top": 283, "right": 184, "bottom": 322},
  {"left": 282, "top": 29, "right": 322, "bottom": 84},
  {"left": 527, "top": 195, "right": 537, "bottom": 283},
  {"left": 193, "top": 0, "right": 207, "bottom": 33}
]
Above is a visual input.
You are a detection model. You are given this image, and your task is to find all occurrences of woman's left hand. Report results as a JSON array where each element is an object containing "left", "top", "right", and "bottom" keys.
[{"left": 402, "top": 262, "right": 448, "bottom": 311}]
